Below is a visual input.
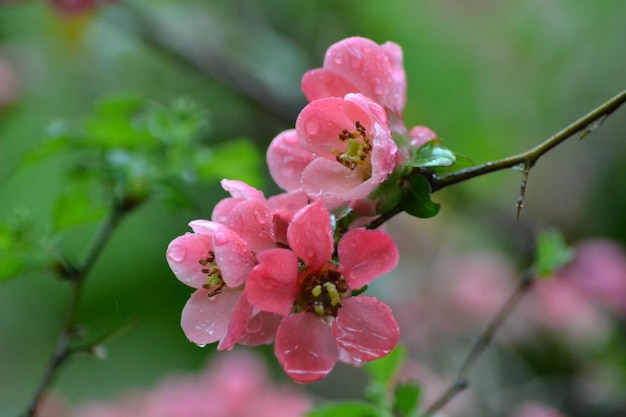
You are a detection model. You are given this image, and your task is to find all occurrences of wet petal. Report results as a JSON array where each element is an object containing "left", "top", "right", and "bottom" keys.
[
  {"left": 225, "top": 200, "right": 275, "bottom": 253},
  {"left": 220, "top": 179, "right": 265, "bottom": 200},
  {"left": 267, "top": 129, "right": 315, "bottom": 192},
  {"left": 166, "top": 232, "right": 213, "bottom": 289},
  {"left": 287, "top": 200, "right": 333, "bottom": 271},
  {"left": 181, "top": 288, "right": 241, "bottom": 346},
  {"left": 301, "top": 158, "right": 374, "bottom": 205},
  {"left": 238, "top": 311, "right": 282, "bottom": 347},
  {"left": 212, "top": 226, "right": 256, "bottom": 288},
  {"left": 275, "top": 313, "right": 339, "bottom": 383},
  {"left": 301, "top": 68, "right": 360, "bottom": 103},
  {"left": 333, "top": 296, "right": 399, "bottom": 364},
  {"left": 217, "top": 293, "right": 254, "bottom": 351},
  {"left": 245, "top": 249, "right": 299, "bottom": 316},
  {"left": 338, "top": 228, "right": 399, "bottom": 289}
]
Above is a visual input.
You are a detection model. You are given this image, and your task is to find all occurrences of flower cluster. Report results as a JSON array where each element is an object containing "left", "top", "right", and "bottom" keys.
[{"left": 167, "top": 37, "right": 439, "bottom": 383}]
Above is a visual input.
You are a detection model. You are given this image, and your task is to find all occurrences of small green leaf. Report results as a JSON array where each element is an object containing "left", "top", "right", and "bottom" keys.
[
  {"left": 401, "top": 175, "right": 440, "bottom": 218},
  {"left": 307, "top": 402, "right": 379, "bottom": 417},
  {"left": 535, "top": 230, "right": 574, "bottom": 277},
  {"left": 393, "top": 382, "right": 421, "bottom": 417},
  {"left": 408, "top": 144, "right": 456, "bottom": 168},
  {"left": 363, "top": 345, "right": 407, "bottom": 388}
]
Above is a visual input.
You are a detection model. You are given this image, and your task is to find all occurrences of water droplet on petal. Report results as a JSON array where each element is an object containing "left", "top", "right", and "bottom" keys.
[
  {"left": 350, "top": 53, "right": 363, "bottom": 70},
  {"left": 332, "top": 52, "right": 344, "bottom": 65},
  {"left": 214, "top": 232, "right": 229, "bottom": 246},
  {"left": 254, "top": 211, "right": 266, "bottom": 225},
  {"left": 167, "top": 244, "right": 187, "bottom": 263},
  {"left": 198, "top": 344, "right": 207, "bottom": 348},
  {"left": 305, "top": 119, "right": 320, "bottom": 136}
]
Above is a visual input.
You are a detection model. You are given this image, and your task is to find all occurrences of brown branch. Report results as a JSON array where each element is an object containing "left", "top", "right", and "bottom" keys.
[{"left": 421, "top": 270, "right": 535, "bottom": 417}]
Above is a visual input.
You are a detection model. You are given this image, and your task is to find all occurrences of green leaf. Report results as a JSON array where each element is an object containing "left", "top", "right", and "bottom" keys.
[
  {"left": 401, "top": 175, "right": 440, "bottom": 218},
  {"left": 535, "top": 230, "right": 574, "bottom": 277},
  {"left": 85, "top": 94, "right": 153, "bottom": 148},
  {"left": 407, "top": 144, "right": 456, "bottom": 168},
  {"left": 363, "top": 345, "right": 407, "bottom": 388},
  {"left": 393, "top": 382, "right": 421, "bottom": 417},
  {"left": 143, "top": 97, "right": 210, "bottom": 146},
  {"left": 306, "top": 402, "right": 379, "bottom": 417}
]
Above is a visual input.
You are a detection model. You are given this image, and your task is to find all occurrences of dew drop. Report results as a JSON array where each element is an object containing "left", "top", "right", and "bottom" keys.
[
  {"left": 332, "top": 52, "right": 344, "bottom": 65},
  {"left": 349, "top": 53, "right": 363, "bottom": 70},
  {"left": 213, "top": 231, "right": 229, "bottom": 246},
  {"left": 305, "top": 119, "right": 320, "bottom": 136},
  {"left": 198, "top": 344, "right": 207, "bottom": 348},
  {"left": 254, "top": 211, "right": 266, "bottom": 225},
  {"left": 166, "top": 245, "right": 187, "bottom": 263}
]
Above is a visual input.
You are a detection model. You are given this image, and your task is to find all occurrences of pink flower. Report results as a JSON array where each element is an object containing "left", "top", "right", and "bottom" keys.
[
  {"left": 302, "top": 37, "right": 407, "bottom": 128},
  {"left": 511, "top": 402, "right": 568, "bottom": 417},
  {"left": 272, "top": 93, "right": 397, "bottom": 208},
  {"left": 245, "top": 199, "right": 400, "bottom": 383},
  {"left": 166, "top": 219, "right": 280, "bottom": 350}
]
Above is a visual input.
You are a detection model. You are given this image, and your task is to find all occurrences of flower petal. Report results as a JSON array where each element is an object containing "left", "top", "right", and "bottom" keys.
[
  {"left": 239, "top": 311, "right": 282, "bottom": 347},
  {"left": 217, "top": 293, "right": 254, "bottom": 351},
  {"left": 338, "top": 228, "right": 399, "bottom": 289},
  {"left": 287, "top": 199, "right": 333, "bottom": 271},
  {"left": 333, "top": 296, "right": 399, "bottom": 364},
  {"left": 181, "top": 288, "right": 241, "bottom": 346},
  {"left": 245, "top": 248, "right": 300, "bottom": 316},
  {"left": 220, "top": 179, "right": 265, "bottom": 200},
  {"left": 301, "top": 158, "right": 375, "bottom": 205},
  {"left": 275, "top": 313, "right": 339, "bottom": 383},
  {"left": 225, "top": 200, "right": 275, "bottom": 253},
  {"left": 267, "top": 129, "right": 315, "bottom": 192},
  {"left": 212, "top": 226, "right": 256, "bottom": 288},
  {"left": 166, "top": 232, "right": 213, "bottom": 289},
  {"left": 301, "top": 68, "right": 360, "bottom": 103}
]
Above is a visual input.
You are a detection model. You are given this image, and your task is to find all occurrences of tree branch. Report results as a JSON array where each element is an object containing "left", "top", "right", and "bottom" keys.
[
  {"left": 421, "top": 270, "right": 535, "bottom": 417},
  {"left": 20, "top": 200, "right": 127, "bottom": 417},
  {"left": 430, "top": 89, "right": 626, "bottom": 191}
]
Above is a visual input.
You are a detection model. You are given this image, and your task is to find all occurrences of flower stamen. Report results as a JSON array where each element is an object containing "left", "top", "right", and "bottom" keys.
[
  {"left": 199, "top": 250, "right": 225, "bottom": 297},
  {"left": 335, "top": 121, "right": 373, "bottom": 176}
]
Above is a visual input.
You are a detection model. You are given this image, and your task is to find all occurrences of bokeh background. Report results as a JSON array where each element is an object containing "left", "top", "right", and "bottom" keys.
[{"left": 1, "top": 1, "right": 625, "bottom": 416}]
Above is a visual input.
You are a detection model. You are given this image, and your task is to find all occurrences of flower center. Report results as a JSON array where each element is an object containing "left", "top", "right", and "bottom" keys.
[
  {"left": 199, "top": 250, "right": 225, "bottom": 297},
  {"left": 335, "top": 121, "right": 373, "bottom": 178},
  {"left": 295, "top": 265, "right": 351, "bottom": 318}
]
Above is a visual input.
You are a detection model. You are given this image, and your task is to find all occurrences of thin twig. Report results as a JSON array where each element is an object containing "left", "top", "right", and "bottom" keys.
[
  {"left": 20, "top": 201, "right": 127, "bottom": 417},
  {"left": 366, "top": 89, "right": 626, "bottom": 230},
  {"left": 430, "top": 89, "right": 626, "bottom": 191},
  {"left": 421, "top": 271, "right": 535, "bottom": 417}
]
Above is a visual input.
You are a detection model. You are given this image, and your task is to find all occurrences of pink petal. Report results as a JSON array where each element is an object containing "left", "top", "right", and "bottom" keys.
[
  {"left": 301, "top": 158, "right": 376, "bottom": 204},
  {"left": 301, "top": 68, "right": 360, "bottom": 102},
  {"left": 287, "top": 199, "right": 333, "bottom": 271},
  {"left": 266, "top": 129, "right": 315, "bottom": 192},
  {"left": 211, "top": 197, "right": 241, "bottom": 224},
  {"left": 217, "top": 293, "right": 254, "bottom": 351},
  {"left": 245, "top": 249, "right": 300, "bottom": 316},
  {"left": 333, "top": 296, "right": 399, "bottom": 364},
  {"left": 166, "top": 232, "right": 213, "bottom": 289},
  {"left": 338, "top": 228, "right": 399, "bottom": 289},
  {"left": 275, "top": 313, "right": 339, "bottom": 383},
  {"left": 238, "top": 311, "right": 282, "bottom": 347},
  {"left": 220, "top": 179, "right": 265, "bottom": 200},
  {"left": 295, "top": 96, "right": 375, "bottom": 157},
  {"left": 225, "top": 200, "right": 275, "bottom": 253},
  {"left": 181, "top": 288, "right": 241, "bottom": 346},
  {"left": 268, "top": 190, "right": 309, "bottom": 213},
  {"left": 319, "top": 37, "right": 406, "bottom": 116},
  {"left": 212, "top": 226, "right": 256, "bottom": 288}
]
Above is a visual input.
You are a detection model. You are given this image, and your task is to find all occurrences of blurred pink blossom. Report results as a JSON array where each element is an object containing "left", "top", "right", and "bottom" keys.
[
  {"left": 69, "top": 351, "right": 312, "bottom": 417},
  {"left": 559, "top": 239, "right": 626, "bottom": 315},
  {"left": 0, "top": 56, "right": 20, "bottom": 109},
  {"left": 511, "top": 402, "right": 568, "bottom": 417}
]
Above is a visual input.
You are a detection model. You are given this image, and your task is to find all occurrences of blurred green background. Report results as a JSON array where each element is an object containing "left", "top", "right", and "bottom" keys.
[{"left": 1, "top": 1, "right": 625, "bottom": 416}]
